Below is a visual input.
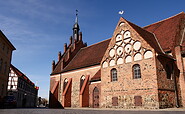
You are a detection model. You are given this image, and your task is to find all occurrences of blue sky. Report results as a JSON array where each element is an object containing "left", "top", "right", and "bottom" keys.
[{"left": 0, "top": 0, "right": 185, "bottom": 99}]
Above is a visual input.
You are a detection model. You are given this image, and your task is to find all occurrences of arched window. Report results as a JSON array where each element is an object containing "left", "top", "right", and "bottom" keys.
[
  {"left": 133, "top": 64, "right": 141, "bottom": 79},
  {"left": 80, "top": 75, "right": 85, "bottom": 90},
  {"left": 111, "top": 68, "right": 117, "bottom": 81},
  {"left": 63, "top": 79, "right": 68, "bottom": 92}
]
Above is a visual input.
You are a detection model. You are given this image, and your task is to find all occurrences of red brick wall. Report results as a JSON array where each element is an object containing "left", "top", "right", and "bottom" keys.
[
  {"left": 63, "top": 82, "right": 72, "bottom": 107},
  {"left": 156, "top": 55, "right": 180, "bottom": 108},
  {"left": 80, "top": 76, "right": 89, "bottom": 107},
  {"left": 100, "top": 18, "right": 159, "bottom": 109},
  {"left": 101, "top": 58, "right": 159, "bottom": 109},
  {"left": 49, "top": 75, "right": 63, "bottom": 108},
  {"left": 81, "top": 83, "right": 89, "bottom": 107},
  {"left": 60, "top": 66, "right": 100, "bottom": 107},
  {"left": 49, "top": 80, "right": 63, "bottom": 108},
  {"left": 158, "top": 90, "right": 175, "bottom": 108}
]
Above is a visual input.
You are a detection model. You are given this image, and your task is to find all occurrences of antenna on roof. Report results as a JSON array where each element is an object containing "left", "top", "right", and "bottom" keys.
[{"left": 118, "top": 10, "right": 124, "bottom": 15}]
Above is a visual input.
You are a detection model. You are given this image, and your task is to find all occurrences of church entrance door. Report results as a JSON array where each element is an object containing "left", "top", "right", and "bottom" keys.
[{"left": 93, "top": 87, "right": 99, "bottom": 108}]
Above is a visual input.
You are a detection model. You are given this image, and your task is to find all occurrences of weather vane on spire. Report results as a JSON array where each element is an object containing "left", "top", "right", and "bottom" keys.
[
  {"left": 76, "top": 10, "right": 78, "bottom": 16},
  {"left": 75, "top": 10, "right": 78, "bottom": 23},
  {"left": 118, "top": 10, "right": 124, "bottom": 15}
]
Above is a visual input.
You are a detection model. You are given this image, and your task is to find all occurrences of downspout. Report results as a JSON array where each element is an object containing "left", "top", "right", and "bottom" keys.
[
  {"left": 175, "top": 25, "right": 185, "bottom": 107},
  {"left": 173, "top": 63, "right": 180, "bottom": 108},
  {"left": 59, "top": 73, "right": 62, "bottom": 104},
  {"left": 180, "top": 27, "right": 185, "bottom": 46}
]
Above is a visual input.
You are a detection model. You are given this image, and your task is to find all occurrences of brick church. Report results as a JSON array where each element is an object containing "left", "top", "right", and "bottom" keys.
[{"left": 49, "top": 12, "right": 185, "bottom": 109}]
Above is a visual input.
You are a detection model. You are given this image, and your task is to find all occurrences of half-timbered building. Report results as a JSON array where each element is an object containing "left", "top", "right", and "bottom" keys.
[{"left": 8, "top": 64, "right": 39, "bottom": 107}]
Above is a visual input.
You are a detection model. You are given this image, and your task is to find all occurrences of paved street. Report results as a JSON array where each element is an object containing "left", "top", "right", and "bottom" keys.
[{"left": 0, "top": 108, "right": 185, "bottom": 114}]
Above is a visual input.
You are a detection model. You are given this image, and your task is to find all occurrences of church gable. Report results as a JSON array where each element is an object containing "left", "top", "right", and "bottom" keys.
[{"left": 102, "top": 17, "right": 161, "bottom": 68}]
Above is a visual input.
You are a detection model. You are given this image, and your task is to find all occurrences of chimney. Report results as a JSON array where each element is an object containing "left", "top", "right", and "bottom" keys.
[
  {"left": 61, "top": 59, "right": 64, "bottom": 70},
  {"left": 52, "top": 60, "right": 55, "bottom": 71},
  {"left": 79, "top": 32, "right": 82, "bottom": 41},
  {"left": 58, "top": 51, "right": 61, "bottom": 61},
  {"left": 70, "top": 36, "right": 73, "bottom": 44},
  {"left": 84, "top": 42, "right": 87, "bottom": 47},
  {"left": 64, "top": 43, "right": 67, "bottom": 52}
]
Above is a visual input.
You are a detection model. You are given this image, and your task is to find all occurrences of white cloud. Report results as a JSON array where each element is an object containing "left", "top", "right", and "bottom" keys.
[{"left": 1, "top": 0, "right": 74, "bottom": 24}]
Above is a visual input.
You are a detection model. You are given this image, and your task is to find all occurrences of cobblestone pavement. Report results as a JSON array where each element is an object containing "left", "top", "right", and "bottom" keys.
[{"left": 0, "top": 108, "right": 185, "bottom": 114}]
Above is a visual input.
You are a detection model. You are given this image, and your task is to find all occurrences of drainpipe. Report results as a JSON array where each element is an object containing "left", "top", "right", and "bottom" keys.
[
  {"left": 180, "top": 27, "right": 185, "bottom": 46},
  {"left": 173, "top": 63, "right": 180, "bottom": 108}
]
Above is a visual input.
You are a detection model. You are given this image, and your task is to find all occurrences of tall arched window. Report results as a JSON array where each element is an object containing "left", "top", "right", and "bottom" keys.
[
  {"left": 133, "top": 64, "right": 141, "bottom": 79},
  {"left": 111, "top": 68, "right": 117, "bottom": 81},
  {"left": 63, "top": 79, "right": 68, "bottom": 92},
  {"left": 80, "top": 75, "right": 85, "bottom": 90}
]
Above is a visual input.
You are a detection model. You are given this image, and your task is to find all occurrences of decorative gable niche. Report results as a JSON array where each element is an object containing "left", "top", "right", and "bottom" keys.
[
  {"left": 117, "top": 47, "right": 123, "bottom": 56},
  {"left": 102, "top": 61, "right": 108, "bottom": 68},
  {"left": 119, "top": 22, "right": 125, "bottom": 26},
  {"left": 124, "top": 30, "right": 131, "bottom": 39},
  {"left": 133, "top": 41, "right": 141, "bottom": 51},
  {"left": 125, "top": 55, "right": 132, "bottom": 63},
  {"left": 109, "top": 48, "right": 115, "bottom": 57},
  {"left": 144, "top": 50, "right": 153, "bottom": 59},
  {"left": 134, "top": 53, "right": 142, "bottom": 61},
  {"left": 101, "top": 20, "right": 154, "bottom": 68},
  {"left": 117, "top": 58, "right": 124, "bottom": 65},
  {"left": 109, "top": 59, "right": 115, "bottom": 66}
]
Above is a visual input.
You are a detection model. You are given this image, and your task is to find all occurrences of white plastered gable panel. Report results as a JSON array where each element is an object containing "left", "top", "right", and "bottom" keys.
[{"left": 101, "top": 17, "right": 156, "bottom": 68}]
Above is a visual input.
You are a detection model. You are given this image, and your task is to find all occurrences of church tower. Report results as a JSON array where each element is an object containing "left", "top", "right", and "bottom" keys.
[
  {"left": 73, "top": 10, "right": 80, "bottom": 42},
  {"left": 51, "top": 10, "right": 86, "bottom": 74}
]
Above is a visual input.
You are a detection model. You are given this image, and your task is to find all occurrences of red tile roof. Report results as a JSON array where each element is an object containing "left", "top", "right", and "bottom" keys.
[
  {"left": 52, "top": 60, "right": 63, "bottom": 75},
  {"left": 124, "top": 18, "right": 164, "bottom": 54},
  {"left": 10, "top": 64, "right": 35, "bottom": 86},
  {"left": 144, "top": 12, "right": 185, "bottom": 52},
  {"left": 62, "top": 39, "right": 111, "bottom": 72},
  {"left": 90, "top": 69, "right": 101, "bottom": 81},
  {"left": 10, "top": 64, "right": 25, "bottom": 77},
  {"left": 51, "top": 38, "right": 111, "bottom": 74}
]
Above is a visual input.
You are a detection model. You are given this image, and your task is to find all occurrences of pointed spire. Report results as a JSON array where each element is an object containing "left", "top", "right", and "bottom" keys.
[{"left": 73, "top": 10, "right": 80, "bottom": 41}]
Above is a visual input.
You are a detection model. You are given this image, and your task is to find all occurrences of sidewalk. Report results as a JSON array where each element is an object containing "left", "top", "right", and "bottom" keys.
[{"left": 64, "top": 107, "right": 185, "bottom": 111}]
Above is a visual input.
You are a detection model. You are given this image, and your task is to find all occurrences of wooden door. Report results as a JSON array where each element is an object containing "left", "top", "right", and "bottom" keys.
[{"left": 93, "top": 87, "right": 99, "bottom": 108}]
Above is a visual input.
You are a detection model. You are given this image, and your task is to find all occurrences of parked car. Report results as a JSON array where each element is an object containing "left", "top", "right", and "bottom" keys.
[{"left": 3, "top": 96, "right": 17, "bottom": 108}]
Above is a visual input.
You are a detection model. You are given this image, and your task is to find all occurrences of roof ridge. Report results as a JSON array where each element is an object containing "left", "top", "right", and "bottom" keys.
[
  {"left": 11, "top": 64, "right": 25, "bottom": 76},
  {"left": 10, "top": 64, "right": 35, "bottom": 85},
  {"left": 152, "top": 33, "right": 165, "bottom": 54},
  {"left": 143, "top": 12, "right": 185, "bottom": 28}
]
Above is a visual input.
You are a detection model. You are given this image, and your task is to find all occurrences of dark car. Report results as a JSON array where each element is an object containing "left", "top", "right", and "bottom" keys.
[{"left": 3, "top": 96, "right": 17, "bottom": 108}]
